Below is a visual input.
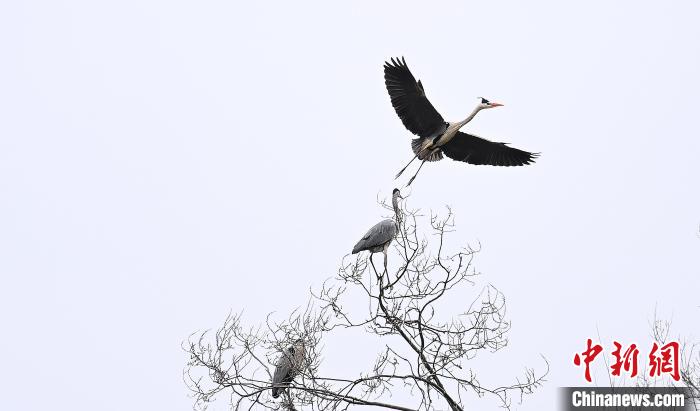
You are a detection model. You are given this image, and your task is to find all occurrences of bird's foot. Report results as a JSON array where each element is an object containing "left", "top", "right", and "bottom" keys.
[{"left": 407, "top": 175, "right": 416, "bottom": 186}]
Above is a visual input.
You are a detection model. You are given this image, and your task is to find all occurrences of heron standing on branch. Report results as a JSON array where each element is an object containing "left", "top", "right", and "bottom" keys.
[
  {"left": 352, "top": 188, "right": 402, "bottom": 272},
  {"left": 384, "top": 57, "right": 539, "bottom": 186},
  {"left": 271, "top": 339, "right": 306, "bottom": 399}
]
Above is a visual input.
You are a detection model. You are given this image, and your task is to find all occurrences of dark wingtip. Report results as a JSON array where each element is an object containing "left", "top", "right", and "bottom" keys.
[
  {"left": 385, "top": 57, "right": 406, "bottom": 69},
  {"left": 522, "top": 152, "right": 540, "bottom": 165}
]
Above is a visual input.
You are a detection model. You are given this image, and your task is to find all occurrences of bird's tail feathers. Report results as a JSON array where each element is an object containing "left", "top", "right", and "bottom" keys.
[
  {"left": 411, "top": 138, "right": 443, "bottom": 162},
  {"left": 351, "top": 242, "right": 363, "bottom": 254}
]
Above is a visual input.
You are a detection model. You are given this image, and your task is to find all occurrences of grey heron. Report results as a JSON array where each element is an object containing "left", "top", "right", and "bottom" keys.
[
  {"left": 271, "top": 339, "right": 306, "bottom": 399},
  {"left": 352, "top": 188, "right": 402, "bottom": 272},
  {"left": 384, "top": 57, "right": 539, "bottom": 186}
]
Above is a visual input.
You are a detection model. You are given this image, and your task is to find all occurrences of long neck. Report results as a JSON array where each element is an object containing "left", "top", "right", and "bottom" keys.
[
  {"left": 392, "top": 194, "right": 401, "bottom": 223},
  {"left": 456, "top": 105, "right": 483, "bottom": 129}
]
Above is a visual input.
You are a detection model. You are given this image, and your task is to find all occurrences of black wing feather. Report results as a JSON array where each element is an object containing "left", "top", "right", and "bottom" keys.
[
  {"left": 441, "top": 132, "right": 539, "bottom": 167},
  {"left": 384, "top": 57, "right": 445, "bottom": 138}
]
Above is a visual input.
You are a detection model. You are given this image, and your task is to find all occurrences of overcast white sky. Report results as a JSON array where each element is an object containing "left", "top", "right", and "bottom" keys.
[{"left": 1, "top": 1, "right": 699, "bottom": 410}]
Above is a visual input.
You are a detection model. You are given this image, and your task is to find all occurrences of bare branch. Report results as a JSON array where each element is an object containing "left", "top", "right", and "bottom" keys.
[{"left": 184, "top": 196, "right": 546, "bottom": 410}]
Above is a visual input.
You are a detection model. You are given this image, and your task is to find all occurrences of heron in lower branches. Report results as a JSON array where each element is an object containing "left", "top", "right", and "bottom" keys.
[
  {"left": 271, "top": 339, "right": 306, "bottom": 399},
  {"left": 352, "top": 188, "right": 402, "bottom": 272}
]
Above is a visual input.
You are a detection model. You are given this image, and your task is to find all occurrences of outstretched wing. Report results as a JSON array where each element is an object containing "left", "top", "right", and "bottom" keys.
[
  {"left": 384, "top": 57, "right": 445, "bottom": 138},
  {"left": 352, "top": 219, "right": 397, "bottom": 254},
  {"left": 441, "top": 132, "right": 539, "bottom": 166}
]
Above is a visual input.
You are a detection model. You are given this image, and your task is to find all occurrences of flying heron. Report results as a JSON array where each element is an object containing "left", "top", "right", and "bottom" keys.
[
  {"left": 384, "top": 57, "right": 539, "bottom": 186},
  {"left": 271, "top": 339, "right": 306, "bottom": 399},
  {"left": 352, "top": 188, "right": 402, "bottom": 272}
]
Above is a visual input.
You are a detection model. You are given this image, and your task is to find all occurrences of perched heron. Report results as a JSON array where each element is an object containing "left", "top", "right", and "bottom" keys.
[
  {"left": 352, "top": 188, "right": 402, "bottom": 272},
  {"left": 271, "top": 339, "right": 306, "bottom": 399},
  {"left": 384, "top": 57, "right": 539, "bottom": 186}
]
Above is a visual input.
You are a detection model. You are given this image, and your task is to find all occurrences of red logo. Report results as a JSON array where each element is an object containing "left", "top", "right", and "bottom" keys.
[
  {"left": 574, "top": 340, "right": 680, "bottom": 382},
  {"left": 573, "top": 339, "right": 603, "bottom": 383},
  {"left": 649, "top": 341, "right": 680, "bottom": 382},
  {"left": 611, "top": 341, "right": 639, "bottom": 378}
]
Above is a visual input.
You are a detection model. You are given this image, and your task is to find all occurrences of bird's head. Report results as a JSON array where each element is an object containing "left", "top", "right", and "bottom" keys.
[
  {"left": 392, "top": 188, "right": 403, "bottom": 199},
  {"left": 477, "top": 97, "right": 503, "bottom": 110}
]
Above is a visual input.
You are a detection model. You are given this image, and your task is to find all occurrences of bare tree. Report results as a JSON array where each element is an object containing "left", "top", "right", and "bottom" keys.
[
  {"left": 636, "top": 312, "right": 700, "bottom": 409},
  {"left": 184, "top": 196, "right": 548, "bottom": 410}
]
